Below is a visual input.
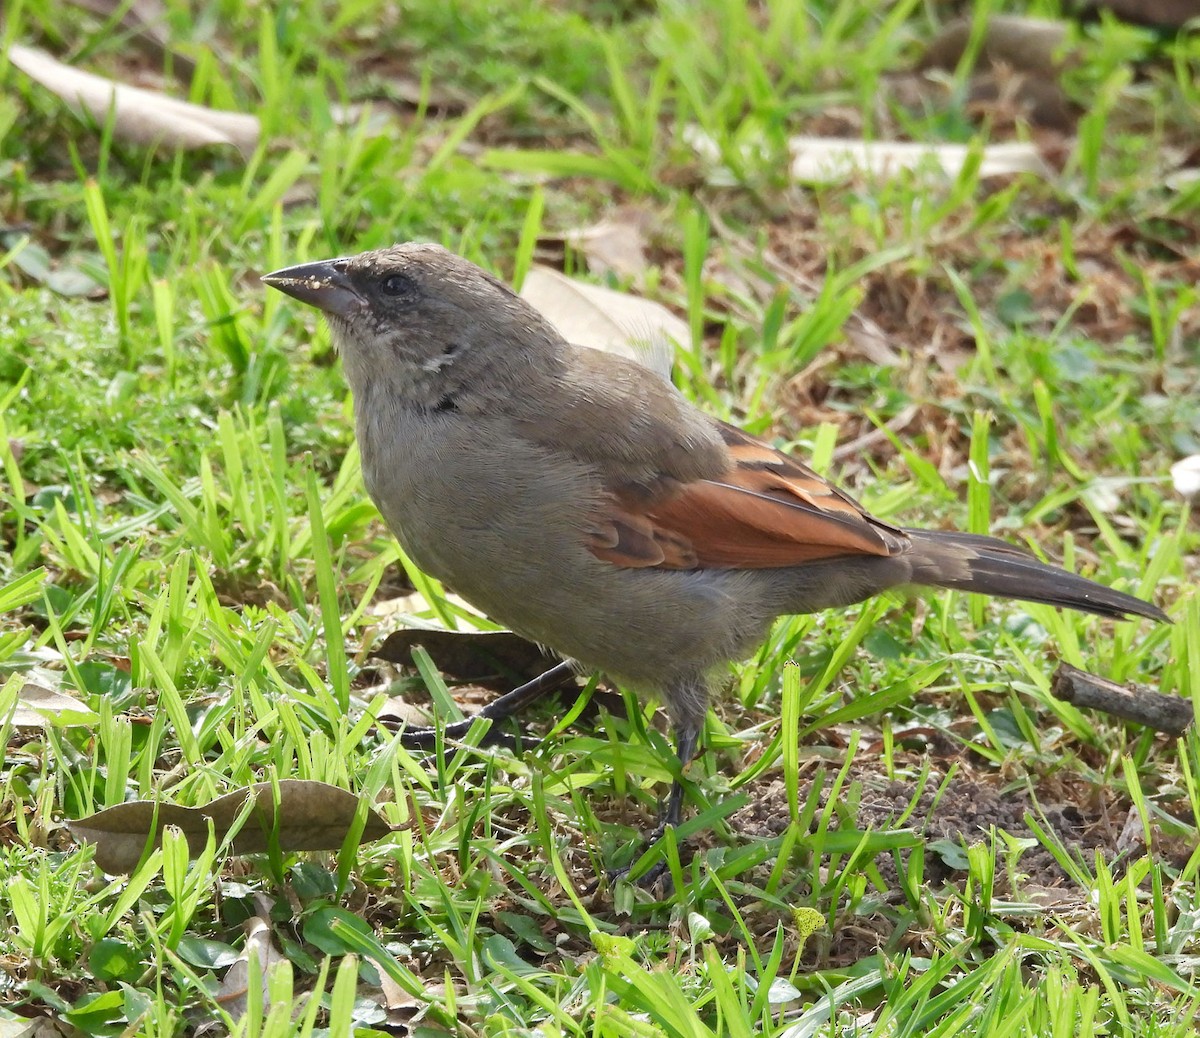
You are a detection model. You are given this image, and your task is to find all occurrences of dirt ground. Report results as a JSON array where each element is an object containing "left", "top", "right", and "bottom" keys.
[{"left": 731, "top": 748, "right": 1195, "bottom": 904}]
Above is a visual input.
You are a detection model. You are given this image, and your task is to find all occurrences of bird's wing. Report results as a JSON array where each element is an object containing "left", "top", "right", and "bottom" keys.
[
  {"left": 514, "top": 344, "right": 908, "bottom": 571},
  {"left": 587, "top": 421, "right": 910, "bottom": 569},
  {"left": 515, "top": 344, "right": 730, "bottom": 485}
]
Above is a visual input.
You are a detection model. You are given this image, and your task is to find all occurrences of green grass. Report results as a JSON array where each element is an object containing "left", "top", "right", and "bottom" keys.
[{"left": 2, "top": 0, "right": 1199, "bottom": 1034}]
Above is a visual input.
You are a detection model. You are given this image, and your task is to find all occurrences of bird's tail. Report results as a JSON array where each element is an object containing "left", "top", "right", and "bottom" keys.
[{"left": 904, "top": 528, "right": 1168, "bottom": 623}]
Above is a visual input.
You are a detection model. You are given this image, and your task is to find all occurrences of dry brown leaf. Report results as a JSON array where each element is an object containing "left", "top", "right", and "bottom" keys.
[
  {"left": 920, "top": 15, "right": 1073, "bottom": 76},
  {"left": 372, "top": 588, "right": 487, "bottom": 620},
  {"left": 360, "top": 974, "right": 454, "bottom": 1033},
  {"left": 215, "top": 917, "right": 290, "bottom": 1024},
  {"left": 842, "top": 324, "right": 902, "bottom": 368},
  {"left": 374, "top": 692, "right": 435, "bottom": 728},
  {"left": 69, "top": 779, "right": 396, "bottom": 874},
  {"left": 965, "top": 71, "right": 1077, "bottom": 133},
  {"left": 1, "top": 234, "right": 107, "bottom": 298},
  {"left": 551, "top": 206, "right": 652, "bottom": 279},
  {"left": 520, "top": 265, "right": 683, "bottom": 378},
  {"left": 919, "top": 16, "right": 1079, "bottom": 132},
  {"left": 9, "top": 683, "right": 100, "bottom": 728},
  {"left": 1171, "top": 455, "right": 1200, "bottom": 501},
  {"left": 688, "top": 129, "right": 1051, "bottom": 184},
  {"left": 786, "top": 137, "right": 1051, "bottom": 183},
  {"left": 373, "top": 628, "right": 555, "bottom": 687},
  {"left": 8, "top": 45, "right": 259, "bottom": 155},
  {"left": 1082, "top": 0, "right": 1200, "bottom": 30},
  {"left": 0, "top": 1018, "right": 86, "bottom": 1038},
  {"left": 329, "top": 100, "right": 397, "bottom": 133}
]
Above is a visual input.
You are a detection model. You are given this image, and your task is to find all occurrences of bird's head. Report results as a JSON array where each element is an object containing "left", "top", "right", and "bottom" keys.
[{"left": 262, "top": 243, "right": 563, "bottom": 409}]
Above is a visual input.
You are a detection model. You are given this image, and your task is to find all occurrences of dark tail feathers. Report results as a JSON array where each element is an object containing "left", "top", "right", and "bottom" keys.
[{"left": 905, "top": 528, "right": 1168, "bottom": 623}]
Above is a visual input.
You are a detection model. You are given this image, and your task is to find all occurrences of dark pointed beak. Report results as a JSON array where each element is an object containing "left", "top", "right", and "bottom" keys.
[{"left": 260, "top": 258, "right": 366, "bottom": 316}]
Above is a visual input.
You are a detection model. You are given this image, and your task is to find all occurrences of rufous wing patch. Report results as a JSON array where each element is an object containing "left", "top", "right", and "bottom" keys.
[
  {"left": 587, "top": 422, "right": 909, "bottom": 570},
  {"left": 586, "top": 507, "right": 699, "bottom": 569}
]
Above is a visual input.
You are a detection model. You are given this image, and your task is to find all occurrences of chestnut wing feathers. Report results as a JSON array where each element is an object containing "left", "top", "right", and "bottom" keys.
[{"left": 588, "top": 422, "right": 910, "bottom": 570}]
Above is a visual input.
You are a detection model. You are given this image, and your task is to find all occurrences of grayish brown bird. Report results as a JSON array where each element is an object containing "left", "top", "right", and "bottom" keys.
[{"left": 262, "top": 243, "right": 1168, "bottom": 849}]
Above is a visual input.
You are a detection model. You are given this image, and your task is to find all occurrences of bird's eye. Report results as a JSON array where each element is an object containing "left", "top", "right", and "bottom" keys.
[{"left": 381, "top": 273, "right": 414, "bottom": 296}]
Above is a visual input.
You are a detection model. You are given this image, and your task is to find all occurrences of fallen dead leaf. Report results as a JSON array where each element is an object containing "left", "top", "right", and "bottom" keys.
[
  {"left": 215, "top": 917, "right": 290, "bottom": 1024},
  {"left": 1082, "top": 0, "right": 1200, "bottom": 30},
  {"left": 8, "top": 44, "right": 259, "bottom": 155},
  {"left": 688, "top": 128, "right": 1052, "bottom": 184},
  {"left": 1170, "top": 455, "right": 1200, "bottom": 501},
  {"left": 373, "top": 691, "right": 435, "bottom": 728},
  {"left": 9, "top": 683, "right": 100, "bottom": 728},
  {"left": 0, "top": 1018, "right": 86, "bottom": 1038},
  {"left": 520, "top": 265, "right": 682, "bottom": 378},
  {"left": 787, "top": 137, "right": 1051, "bottom": 183},
  {"left": 920, "top": 15, "right": 1074, "bottom": 77},
  {"left": 329, "top": 100, "right": 397, "bottom": 134},
  {"left": 373, "top": 628, "right": 556, "bottom": 687},
  {"left": 372, "top": 588, "right": 488, "bottom": 621},
  {"left": 2, "top": 235, "right": 107, "bottom": 299},
  {"left": 918, "top": 15, "right": 1080, "bottom": 132},
  {"left": 69, "top": 779, "right": 397, "bottom": 873},
  {"left": 1115, "top": 807, "right": 1148, "bottom": 856},
  {"left": 545, "top": 206, "right": 652, "bottom": 279}
]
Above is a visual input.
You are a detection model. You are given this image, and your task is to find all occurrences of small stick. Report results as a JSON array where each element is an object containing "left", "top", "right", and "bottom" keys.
[{"left": 1051, "top": 663, "right": 1193, "bottom": 736}]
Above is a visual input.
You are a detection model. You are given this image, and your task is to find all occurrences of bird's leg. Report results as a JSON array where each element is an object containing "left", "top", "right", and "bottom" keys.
[
  {"left": 603, "top": 718, "right": 703, "bottom": 890},
  {"left": 394, "top": 660, "right": 576, "bottom": 750},
  {"left": 649, "top": 720, "right": 700, "bottom": 840}
]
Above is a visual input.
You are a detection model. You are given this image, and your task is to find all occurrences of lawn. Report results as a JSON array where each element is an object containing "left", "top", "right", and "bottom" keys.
[{"left": 1, "top": 0, "right": 1199, "bottom": 1034}]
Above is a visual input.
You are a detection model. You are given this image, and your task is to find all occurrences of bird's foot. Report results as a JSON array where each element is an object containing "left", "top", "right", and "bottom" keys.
[
  {"left": 386, "top": 661, "right": 577, "bottom": 761},
  {"left": 601, "top": 826, "right": 692, "bottom": 893},
  {"left": 391, "top": 718, "right": 527, "bottom": 764},
  {"left": 597, "top": 779, "right": 690, "bottom": 892}
]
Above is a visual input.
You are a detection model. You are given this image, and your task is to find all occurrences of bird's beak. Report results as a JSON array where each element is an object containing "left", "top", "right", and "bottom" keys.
[{"left": 260, "top": 259, "right": 366, "bottom": 316}]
